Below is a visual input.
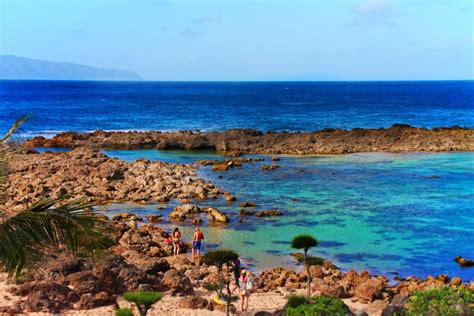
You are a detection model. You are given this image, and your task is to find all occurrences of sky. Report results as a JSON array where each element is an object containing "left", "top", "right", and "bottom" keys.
[{"left": 0, "top": 0, "right": 473, "bottom": 81}]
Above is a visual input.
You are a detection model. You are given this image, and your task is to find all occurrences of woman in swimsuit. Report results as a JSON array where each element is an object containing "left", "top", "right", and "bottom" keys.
[{"left": 172, "top": 227, "right": 181, "bottom": 256}]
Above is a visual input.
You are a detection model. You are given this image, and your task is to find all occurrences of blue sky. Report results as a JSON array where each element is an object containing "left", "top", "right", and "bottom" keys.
[{"left": 1, "top": 0, "right": 473, "bottom": 80}]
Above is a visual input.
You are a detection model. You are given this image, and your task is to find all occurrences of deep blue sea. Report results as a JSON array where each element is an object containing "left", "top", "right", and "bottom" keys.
[
  {"left": 3, "top": 80, "right": 474, "bottom": 281},
  {"left": 1, "top": 80, "right": 473, "bottom": 137}
]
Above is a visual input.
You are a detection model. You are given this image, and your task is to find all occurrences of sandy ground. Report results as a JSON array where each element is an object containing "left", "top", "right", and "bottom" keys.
[
  {"left": 0, "top": 273, "right": 288, "bottom": 316},
  {"left": 0, "top": 274, "right": 366, "bottom": 316}
]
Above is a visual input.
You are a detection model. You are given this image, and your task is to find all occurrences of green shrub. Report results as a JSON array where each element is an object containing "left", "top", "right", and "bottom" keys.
[
  {"left": 407, "top": 286, "right": 474, "bottom": 316},
  {"left": 286, "top": 295, "right": 307, "bottom": 308},
  {"left": 123, "top": 291, "right": 163, "bottom": 316},
  {"left": 115, "top": 308, "right": 133, "bottom": 316},
  {"left": 285, "top": 295, "right": 349, "bottom": 316}
]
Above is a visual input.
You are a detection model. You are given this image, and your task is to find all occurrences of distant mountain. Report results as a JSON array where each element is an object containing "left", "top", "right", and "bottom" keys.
[{"left": 0, "top": 55, "right": 142, "bottom": 81}]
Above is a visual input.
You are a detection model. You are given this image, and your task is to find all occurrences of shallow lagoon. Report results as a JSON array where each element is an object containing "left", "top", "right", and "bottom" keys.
[{"left": 96, "top": 149, "right": 474, "bottom": 280}]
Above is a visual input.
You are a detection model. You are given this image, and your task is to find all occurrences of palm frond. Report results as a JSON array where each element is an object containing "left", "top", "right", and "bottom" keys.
[
  {"left": 0, "top": 116, "right": 28, "bottom": 144},
  {"left": 0, "top": 197, "right": 113, "bottom": 277}
]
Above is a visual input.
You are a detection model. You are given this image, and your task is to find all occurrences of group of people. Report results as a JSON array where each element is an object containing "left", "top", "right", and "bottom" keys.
[
  {"left": 168, "top": 227, "right": 253, "bottom": 311},
  {"left": 231, "top": 257, "right": 253, "bottom": 312},
  {"left": 169, "top": 227, "right": 205, "bottom": 257}
]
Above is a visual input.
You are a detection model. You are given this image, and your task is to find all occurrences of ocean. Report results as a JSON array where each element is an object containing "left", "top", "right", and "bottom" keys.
[
  {"left": 3, "top": 80, "right": 474, "bottom": 280},
  {"left": 1, "top": 80, "right": 473, "bottom": 136}
]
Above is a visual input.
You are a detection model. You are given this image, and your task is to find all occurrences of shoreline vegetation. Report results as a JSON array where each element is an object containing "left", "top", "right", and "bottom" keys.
[{"left": 1, "top": 124, "right": 473, "bottom": 315}]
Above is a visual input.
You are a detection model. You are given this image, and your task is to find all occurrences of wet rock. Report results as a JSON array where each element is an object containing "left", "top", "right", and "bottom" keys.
[
  {"left": 169, "top": 204, "right": 201, "bottom": 221},
  {"left": 206, "top": 207, "right": 229, "bottom": 223},
  {"left": 262, "top": 164, "right": 279, "bottom": 171},
  {"left": 240, "top": 201, "right": 256, "bottom": 208},
  {"left": 255, "top": 210, "right": 283, "bottom": 217},
  {"left": 145, "top": 214, "right": 162, "bottom": 223},
  {"left": 454, "top": 256, "right": 474, "bottom": 267},
  {"left": 240, "top": 209, "right": 255, "bottom": 216},
  {"left": 225, "top": 194, "right": 237, "bottom": 202}
]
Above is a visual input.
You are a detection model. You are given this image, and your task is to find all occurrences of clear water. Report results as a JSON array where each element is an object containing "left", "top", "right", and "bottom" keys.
[
  {"left": 97, "top": 149, "right": 474, "bottom": 281},
  {"left": 1, "top": 81, "right": 473, "bottom": 137}
]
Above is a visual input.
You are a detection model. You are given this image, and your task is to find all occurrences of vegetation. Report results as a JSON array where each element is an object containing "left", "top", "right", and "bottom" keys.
[
  {"left": 285, "top": 295, "right": 349, "bottom": 316},
  {"left": 291, "top": 234, "right": 322, "bottom": 303},
  {"left": 285, "top": 295, "right": 307, "bottom": 309},
  {"left": 0, "top": 118, "right": 113, "bottom": 278},
  {"left": 123, "top": 291, "right": 163, "bottom": 316},
  {"left": 407, "top": 286, "right": 474, "bottom": 316},
  {"left": 203, "top": 249, "right": 239, "bottom": 316},
  {"left": 115, "top": 308, "right": 134, "bottom": 316}
]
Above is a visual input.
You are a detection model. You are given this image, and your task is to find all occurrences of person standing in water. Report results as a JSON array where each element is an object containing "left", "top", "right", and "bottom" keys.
[
  {"left": 239, "top": 269, "right": 253, "bottom": 312},
  {"left": 172, "top": 227, "right": 181, "bottom": 256},
  {"left": 191, "top": 228, "right": 204, "bottom": 258}
]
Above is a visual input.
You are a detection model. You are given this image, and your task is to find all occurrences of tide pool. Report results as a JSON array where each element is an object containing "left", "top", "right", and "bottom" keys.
[{"left": 97, "top": 149, "right": 474, "bottom": 281}]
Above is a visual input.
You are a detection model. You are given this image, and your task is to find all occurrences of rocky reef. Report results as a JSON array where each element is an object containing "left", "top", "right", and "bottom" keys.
[
  {"left": 25, "top": 125, "right": 474, "bottom": 154},
  {"left": 1, "top": 217, "right": 472, "bottom": 315},
  {"left": 4, "top": 148, "right": 222, "bottom": 211}
]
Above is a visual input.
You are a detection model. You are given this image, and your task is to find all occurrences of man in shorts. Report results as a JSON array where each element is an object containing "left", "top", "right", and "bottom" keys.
[{"left": 192, "top": 228, "right": 204, "bottom": 258}]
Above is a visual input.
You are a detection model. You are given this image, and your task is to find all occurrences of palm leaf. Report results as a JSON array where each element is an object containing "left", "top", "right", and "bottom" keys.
[
  {"left": 0, "top": 118, "right": 114, "bottom": 278},
  {"left": 0, "top": 197, "right": 114, "bottom": 277}
]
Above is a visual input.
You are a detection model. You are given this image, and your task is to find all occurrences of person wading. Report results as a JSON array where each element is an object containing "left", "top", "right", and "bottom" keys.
[
  {"left": 191, "top": 227, "right": 204, "bottom": 258},
  {"left": 172, "top": 227, "right": 181, "bottom": 256}
]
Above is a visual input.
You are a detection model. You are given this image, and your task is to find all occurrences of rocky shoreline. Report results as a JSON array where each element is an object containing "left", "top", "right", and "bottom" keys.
[
  {"left": 24, "top": 125, "right": 474, "bottom": 154},
  {"left": 2, "top": 130, "right": 473, "bottom": 315},
  {"left": 5, "top": 148, "right": 222, "bottom": 212},
  {"left": 0, "top": 217, "right": 472, "bottom": 315}
]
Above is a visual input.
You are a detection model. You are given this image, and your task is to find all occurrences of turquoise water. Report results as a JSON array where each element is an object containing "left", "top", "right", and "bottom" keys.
[{"left": 96, "top": 150, "right": 474, "bottom": 281}]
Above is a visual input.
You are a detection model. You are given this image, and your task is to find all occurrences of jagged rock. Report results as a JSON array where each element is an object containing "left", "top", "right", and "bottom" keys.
[
  {"left": 11, "top": 281, "right": 78, "bottom": 313},
  {"left": 454, "top": 256, "right": 474, "bottom": 267},
  {"left": 161, "top": 269, "right": 194, "bottom": 296},
  {"left": 169, "top": 204, "right": 201, "bottom": 221},
  {"left": 76, "top": 292, "right": 116, "bottom": 310},
  {"left": 206, "top": 207, "right": 229, "bottom": 223},
  {"left": 240, "top": 201, "right": 256, "bottom": 207},
  {"left": 355, "top": 278, "right": 386, "bottom": 302},
  {"left": 255, "top": 210, "right": 283, "bottom": 217},
  {"left": 5, "top": 148, "right": 222, "bottom": 210}
]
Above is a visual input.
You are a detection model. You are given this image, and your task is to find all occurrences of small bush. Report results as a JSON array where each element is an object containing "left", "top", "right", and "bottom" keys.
[
  {"left": 286, "top": 295, "right": 307, "bottom": 308},
  {"left": 285, "top": 295, "right": 349, "bottom": 316},
  {"left": 291, "top": 235, "right": 318, "bottom": 250},
  {"left": 123, "top": 291, "right": 163, "bottom": 306},
  {"left": 123, "top": 291, "right": 163, "bottom": 316},
  {"left": 407, "top": 286, "right": 474, "bottom": 316},
  {"left": 115, "top": 308, "right": 133, "bottom": 316}
]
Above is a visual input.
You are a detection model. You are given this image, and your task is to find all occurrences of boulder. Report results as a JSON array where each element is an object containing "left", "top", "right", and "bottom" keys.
[
  {"left": 255, "top": 210, "right": 283, "bottom": 217},
  {"left": 454, "top": 256, "right": 474, "bottom": 267},
  {"left": 169, "top": 204, "right": 201, "bottom": 221},
  {"left": 366, "top": 300, "right": 388, "bottom": 316},
  {"left": 240, "top": 201, "right": 256, "bottom": 207},
  {"left": 206, "top": 207, "right": 229, "bottom": 223},
  {"left": 355, "top": 278, "right": 385, "bottom": 302},
  {"left": 161, "top": 269, "right": 194, "bottom": 296}
]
